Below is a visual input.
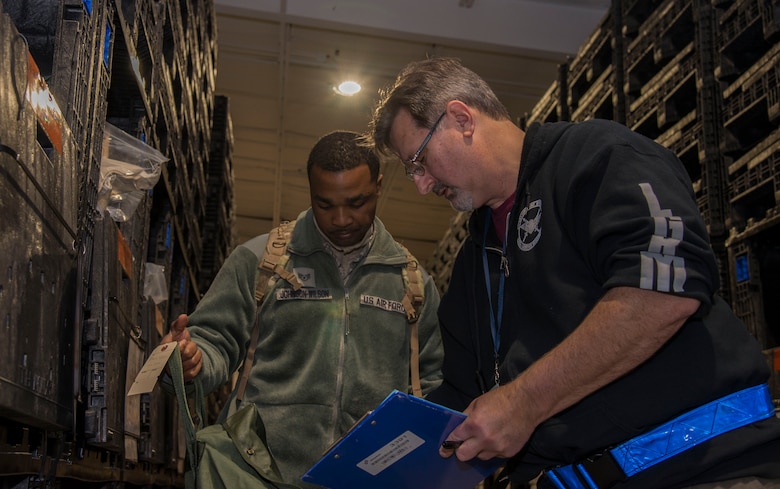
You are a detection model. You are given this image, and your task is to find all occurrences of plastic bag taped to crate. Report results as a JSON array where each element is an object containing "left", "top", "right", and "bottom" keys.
[{"left": 97, "top": 122, "right": 167, "bottom": 222}]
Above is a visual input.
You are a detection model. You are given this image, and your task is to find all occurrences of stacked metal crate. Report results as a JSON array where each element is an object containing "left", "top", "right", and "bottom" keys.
[
  {"left": 0, "top": 0, "right": 233, "bottom": 486},
  {"left": 426, "top": 212, "right": 471, "bottom": 296},
  {"left": 199, "top": 95, "right": 236, "bottom": 297},
  {"left": 0, "top": 4, "right": 79, "bottom": 437},
  {"left": 567, "top": 9, "right": 622, "bottom": 123},
  {"left": 717, "top": 0, "right": 780, "bottom": 369},
  {"left": 524, "top": 63, "right": 570, "bottom": 126}
]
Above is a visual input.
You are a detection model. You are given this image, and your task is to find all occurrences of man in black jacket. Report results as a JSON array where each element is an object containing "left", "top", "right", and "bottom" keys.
[{"left": 367, "top": 57, "right": 780, "bottom": 488}]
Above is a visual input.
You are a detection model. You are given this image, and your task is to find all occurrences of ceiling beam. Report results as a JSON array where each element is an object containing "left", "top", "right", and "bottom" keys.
[{"left": 213, "top": 0, "right": 609, "bottom": 59}]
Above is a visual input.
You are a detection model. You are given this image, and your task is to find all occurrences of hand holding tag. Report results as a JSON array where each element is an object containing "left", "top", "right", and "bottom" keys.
[{"left": 127, "top": 342, "right": 177, "bottom": 396}]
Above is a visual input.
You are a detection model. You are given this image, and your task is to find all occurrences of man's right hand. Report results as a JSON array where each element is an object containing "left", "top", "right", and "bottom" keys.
[{"left": 162, "top": 314, "right": 203, "bottom": 382}]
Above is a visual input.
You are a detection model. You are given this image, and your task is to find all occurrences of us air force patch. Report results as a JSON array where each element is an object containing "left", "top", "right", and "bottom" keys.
[
  {"left": 517, "top": 199, "right": 542, "bottom": 251},
  {"left": 360, "top": 295, "right": 407, "bottom": 315}
]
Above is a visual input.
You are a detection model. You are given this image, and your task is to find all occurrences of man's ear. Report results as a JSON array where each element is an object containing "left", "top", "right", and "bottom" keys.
[
  {"left": 376, "top": 173, "right": 383, "bottom": 195},
  {"left": 447, "top": 100, "right": 475, "bottom": 137}
]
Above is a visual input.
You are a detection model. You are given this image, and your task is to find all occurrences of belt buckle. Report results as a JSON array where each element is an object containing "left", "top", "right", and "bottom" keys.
[
  {"left": 542, "top": 450, "right": 626, "bottom": 489},
  {"left": 577, "top": 450, "right": 626, "bottom": 488}
]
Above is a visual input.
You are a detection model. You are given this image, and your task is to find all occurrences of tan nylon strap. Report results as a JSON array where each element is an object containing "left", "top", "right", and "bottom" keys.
[
  {"left": 400, "top": 250, "right": 424, "bottom": 323},
  {"left": 236, "top": 306, "right": 263, "bottom": 402},
  {"left": 410, "top": 321, "right": 422, "bottom": 397},
  {"left": 255, "top": 220, "right": 301, "bottom": 302},
  {"left": 238, "top": 221, "right": 301, "bottom": 400},
  {"left": 399, "top": 244, "right": 424, "bottom": 397}
]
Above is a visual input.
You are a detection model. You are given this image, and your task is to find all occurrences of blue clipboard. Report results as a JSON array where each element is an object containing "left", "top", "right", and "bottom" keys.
[{"left": 301, "top": 390, "right": 505, "bottom": 489}]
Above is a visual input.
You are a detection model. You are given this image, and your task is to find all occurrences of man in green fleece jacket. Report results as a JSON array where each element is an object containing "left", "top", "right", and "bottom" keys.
[{"left": 162, "top": 130, "right": 443, "bottom": 487}]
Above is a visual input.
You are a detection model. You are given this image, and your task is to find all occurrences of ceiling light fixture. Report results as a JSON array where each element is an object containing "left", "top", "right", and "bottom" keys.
[{"left": 334, "top": 80, "right": 361, "bottom": 96}]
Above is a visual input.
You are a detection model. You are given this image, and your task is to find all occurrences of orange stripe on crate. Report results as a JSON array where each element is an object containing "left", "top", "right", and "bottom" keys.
[
  {"left": 774, "top": 348, "right": 780, "bottom": 372},
  {"left": 26, "top": 52, "right": 64, "bottom": 155},
  {"left": 116, "top": 228, "right": 133, "bottom": 279}
]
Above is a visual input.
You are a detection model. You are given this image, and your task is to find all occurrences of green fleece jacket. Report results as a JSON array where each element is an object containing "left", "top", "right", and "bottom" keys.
[{"left": 187, "top": 209, "right": 443, "bottom": 487}]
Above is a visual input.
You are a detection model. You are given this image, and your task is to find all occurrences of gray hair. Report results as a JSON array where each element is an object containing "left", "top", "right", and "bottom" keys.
[{"left": 368, "top": 57, "right": 511, "bottom": 157}]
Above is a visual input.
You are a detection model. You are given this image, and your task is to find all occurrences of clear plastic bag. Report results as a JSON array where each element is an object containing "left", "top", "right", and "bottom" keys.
[
  {"left": 143, "top": 262, "right": 168, "bottom": 304},
  {"left": 96, "top": 123, "right": 167, "bottom": 221}
]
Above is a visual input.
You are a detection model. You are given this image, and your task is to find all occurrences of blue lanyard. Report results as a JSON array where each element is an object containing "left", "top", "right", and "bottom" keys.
[{"left": 481, "top": 209, "right": 508, "bottom": 387}]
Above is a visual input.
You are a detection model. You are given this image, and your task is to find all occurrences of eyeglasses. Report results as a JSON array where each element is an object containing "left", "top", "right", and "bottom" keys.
[{"left": 403, "top": 111, "right": 446, "bottom": 180}]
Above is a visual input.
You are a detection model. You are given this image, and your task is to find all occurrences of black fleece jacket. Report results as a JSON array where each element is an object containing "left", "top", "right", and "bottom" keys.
[{"left": 427, "top": 120, "right": 780, "bottom": 487}]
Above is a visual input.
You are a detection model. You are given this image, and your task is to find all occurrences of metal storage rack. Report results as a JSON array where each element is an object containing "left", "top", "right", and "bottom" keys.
[{"left": 0, "top": 0, "right": 235, "bottom": 486}]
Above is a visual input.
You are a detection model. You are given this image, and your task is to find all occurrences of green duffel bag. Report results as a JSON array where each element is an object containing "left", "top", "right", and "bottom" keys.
[{"left": 169, "top": 345, "right": 301, "bottom": 489}]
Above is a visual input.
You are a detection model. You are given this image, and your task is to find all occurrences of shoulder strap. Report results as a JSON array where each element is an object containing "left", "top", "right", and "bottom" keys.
[
  {"left": 255, "top": 220, "right": 302, "bottom": 302},
  {"left": 399, "top": 244, "right": 425, "bottom": 397},
  {"left": 399, "top": 244, "right": 424, "bottom": 324},
  {"left": 236, "top": 220, "right": 302, "bottom": 401}
]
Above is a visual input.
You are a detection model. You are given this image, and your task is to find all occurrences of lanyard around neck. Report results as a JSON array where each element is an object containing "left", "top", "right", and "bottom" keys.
[{"left": 481, "top": 208, "right": 508, "bottom": 387}]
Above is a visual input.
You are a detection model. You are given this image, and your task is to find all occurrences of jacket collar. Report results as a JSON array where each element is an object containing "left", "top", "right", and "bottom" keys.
[
  {"left": 469, "top": 121, "right": 547, "bottom": 248},
  {"left": 288, "top": 209, "right": 409, "bottom": 266}
]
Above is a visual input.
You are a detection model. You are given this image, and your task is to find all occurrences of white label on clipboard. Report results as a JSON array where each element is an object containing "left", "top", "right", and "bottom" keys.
[{"left": 356, "top": 430, "right": 425, "bottom": 476}]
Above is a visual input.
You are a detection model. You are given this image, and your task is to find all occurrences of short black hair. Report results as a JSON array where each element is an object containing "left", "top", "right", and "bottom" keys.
[{"left": 307, "top": 131, "right": 380, "bottom": 183}]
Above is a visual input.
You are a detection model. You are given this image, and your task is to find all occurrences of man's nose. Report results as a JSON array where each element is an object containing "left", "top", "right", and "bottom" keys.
[
  {"left": 413, "top": 172, "right": 435, "bottom": 195},
  {"left": 333, "top": 207, "right": 353, "bottom": 226}
]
